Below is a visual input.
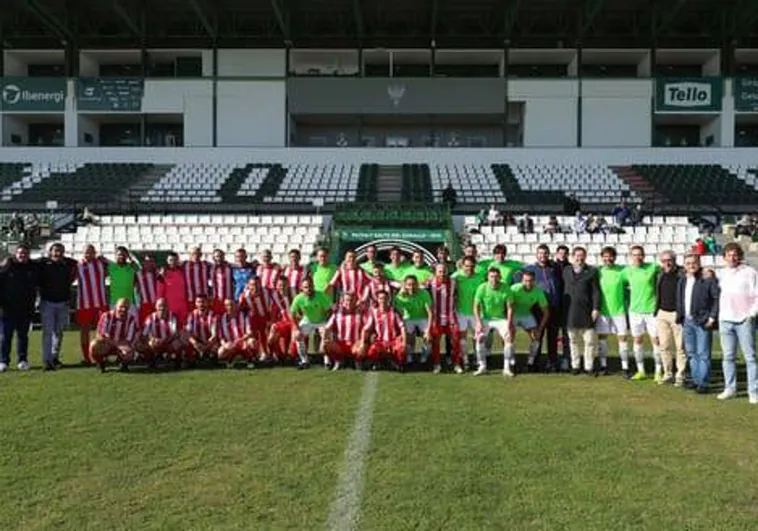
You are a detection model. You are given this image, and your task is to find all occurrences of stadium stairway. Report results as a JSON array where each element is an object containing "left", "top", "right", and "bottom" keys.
[
  {"left": 377, "top": 165, "right": 403, "bottom": 202},
  {"left": 125, "top": 164, "right": 175, "bottom": 203},
  {"left": 401, "top": 164, "right": 433, "bottom": 203},
  {"left": 356, "top": 164, "right": 379, "bottom": 203},
  {"left": 491, "top": 164, "right": 565, "bottom": 206},
  {"left": 609, "top": 166, "right": 668, "bottom": 207}
]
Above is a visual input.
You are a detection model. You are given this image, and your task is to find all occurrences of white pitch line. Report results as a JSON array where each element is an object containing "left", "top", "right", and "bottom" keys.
[{"left": 326, "top": 372, "right": 380, "bottom": 531}]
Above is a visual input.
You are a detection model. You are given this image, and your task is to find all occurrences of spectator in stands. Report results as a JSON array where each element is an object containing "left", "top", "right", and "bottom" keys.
[
  {"left": 563, "top": 194, "right": 581, "bottom": 216},
  {"left": 487, "top": 204, "right": 501, "bottom": 227},
  {"left": 0, "top": 244, "right": 38, "bottom": 372},
  {"left": 629, "top": 204, "right": 643, "bottom": 227},
  {"left": 543, "top": 215, "right": 561, "bottom": 235},
  {"left": 703, "top": 231, "right": 719, "bottom": 255},
  {"left": 517, "top": 213, "right": 534, "bottom": 234},
  {"left": 587, "top": 214, "right": 608, "bottom": 235},
  {"left": 77, "top": 207, "right": 97, "bottom": 226},
  {"left": 573, "top": 212, "right": 588, "bottom": 234},
  {"left": 36, "top": 243, "right": 77, "bottom": 371},
  {"left": 735, "top": 214, "right": 753, "bottom": 237},
  {"left": 442, "top": 182, "right": 457, "bottom": 209},
  {"left": 612, "top": 201, "right": 631, "bottom": 227},
  {"left": 693, "top": 238, "right": 707, "bottom": 256}
]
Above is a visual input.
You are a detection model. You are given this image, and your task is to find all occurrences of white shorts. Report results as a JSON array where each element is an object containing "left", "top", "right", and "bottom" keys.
[
  {"left": 298, "top": 321, "right": 326, "bottom": 337},
  {"left": 514, "top": 315, "right": 537, "bottom": 330},
  {"left": 478, "top": 319, "right": 511, "bottom": 342},
  {"left": 595, "top": 315, "right": 628, "bottom": 336},
  {"left": 629, "top": 313, "right": 658, "bottom": 338},
  {"left": 405, "top": 319, "right": 428, "bottom": 335},
  {"left": 457, "top": 315, "right": 476, "bottom": 334}
]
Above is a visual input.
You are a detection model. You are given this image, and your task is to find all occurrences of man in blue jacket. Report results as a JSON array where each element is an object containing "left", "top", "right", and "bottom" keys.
[
  {"left": 525, "top": 244, "right": 564, "bottom": 372},
  {"left": 677, "top": 253, "right": 719, "bottom": 394}
]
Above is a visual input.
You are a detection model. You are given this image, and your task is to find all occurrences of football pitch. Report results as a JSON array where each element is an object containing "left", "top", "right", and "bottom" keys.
[{"left": 1, "top": 332, "right": 757, "bottom": 530}]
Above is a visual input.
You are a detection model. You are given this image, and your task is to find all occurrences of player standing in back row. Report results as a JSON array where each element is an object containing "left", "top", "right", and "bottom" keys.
[
  {"left": 625, "top": 245, "right": 661, "bottom": 381},
  {"left": 596, "top": 247, "right": 628, "bottom": 377}
]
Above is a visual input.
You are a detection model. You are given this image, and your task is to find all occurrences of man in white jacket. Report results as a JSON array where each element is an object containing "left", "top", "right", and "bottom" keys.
[{"left": 717, "top": 242, "right": 758, "bottom": 404}]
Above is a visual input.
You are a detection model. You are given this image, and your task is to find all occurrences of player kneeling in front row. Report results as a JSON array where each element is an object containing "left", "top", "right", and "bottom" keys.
[
  {"left": 90, "top": 298, "right": 140, "bottom": 373},
  {"left": 238, "top": 277, "right": 271, "bottom": 362},
  {"left": 321, "top": 292, "right": 364, "bottom": 371},
  {"left": 185, "top": 296, "right": 217, "bottom": 363},
  {"left": 394, "top": 275, "right": 433, "bottom": 366},
  {"left": 291, "top": 277, "right": 333, "bottom": 369},
  {"left": 473, "top": 268, "right": 515, "bottom": 377},
  {"left": 142, "top": 298, "right": 187, "bottom": 369},
  {"left": 363, "top": 290, "right": 407, "bottom": 371},
  {"left": 509, "top": 271, "right": 550, "bottom": 372},
  {"left": 216, "top": 298, "right": 256, "bottom": 369}
]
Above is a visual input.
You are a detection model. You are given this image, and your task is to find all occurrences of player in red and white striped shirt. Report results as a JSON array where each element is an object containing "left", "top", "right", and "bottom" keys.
[
  {"left": 328, "top": 250, "right": 371, "bottom": 297},
  {"left": 429, "top": 263, "right": 463, "bottom": 374},
  {"left": 321, "top": 292, "right": 364, "bottom": 371},
  {"left": 142, "top": 298, "right": 186, "bottom": 367},
  {"left": 90, "top": 298, "right": 139, "bottom": 373},
  {"left": 238, "top": 277, "right": 270, "bottom": 361},
  {"left": 210, "top": 249, "right": 234, "bottom": 315},
  {"left": 135, "top": 256, "right": 159, "bottom": 324},
  {"left": 360, "top": 262, "right": 395, "bottom": 308},
  {"left": 77, "top": 244, "right": 109, "bottom": 364},
  {"left": 183, "top": 246, "right": 211, "bottom": 311},
  {"left": 267, "top": 275, "right": 297, "bottom": 361},
  {"left": 257, "top": 249, "right": 281, "bottom": 295},
  {"left": 185, "top": 296, "right": 217, "bottom": 362},
  {"left": 362, "top": 290, "right": 407, "bottom": 370},
  {"left": 216, "top": 299, "right": 255, "bottom": 368},
  {"left": 284, "top": 248, "right": 309, "bottom": 299}
]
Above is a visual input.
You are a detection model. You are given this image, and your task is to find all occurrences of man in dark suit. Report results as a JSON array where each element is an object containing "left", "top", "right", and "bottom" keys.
[
  {"left": 677, "top": 253, "right": 719, "bottom": 394},
  {"left": 0, "top": 244, "right": 38, "bottom": 372},
  {"left": 562, "top": 246, "right": 600, "bottom": 375}
]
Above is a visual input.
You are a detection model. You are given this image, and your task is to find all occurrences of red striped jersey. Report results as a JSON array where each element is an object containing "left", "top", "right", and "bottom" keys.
[
  {"left": 97, "top": 310, "right": 138, "bottom": 342},
  {"left": 77, "top": 258, "right": 108, "bottom": 310},
  {"left": 361, "top": 277, "right": 394, "bottom": 305},
  {"left": 257, "top": 263, "right": 281, "bottom": 291},
  {"left": 363, "top": 307, "right": 404, "bottom": 342},
  {"left": 186, "top": 309, "right": 215, "bottom": 341},
  {"left": 324, "top": 309, "right": 364, "bottom": 343},
  {"left": 267, "top": 290, "right": 292, "bottom": 322},
  {"left": 284, "top": 264, "right": 309, "bottom": 296},
  {"left": 211, "top": 261, "right": 234, "bottom": 302},
  {"left": 142, "top": 311, "right": 178, "bottom": 340},
  {"left": 216, "top": 312, "right": 247, "bottom": 342},
  {"left": 135, "top": 269, "right": 159, "bottom": 306},
  {"left": 183, "top": 260, "right": 211, "bottom": 301},
  {"left": 238, "top": 289, "right": 269, "bottom": 319},
  {"left": 430, "top": 278, "right": 457, "bottom": 326},
  {"left": 329, "top": 266, "right": 370, "bottom": 295}
]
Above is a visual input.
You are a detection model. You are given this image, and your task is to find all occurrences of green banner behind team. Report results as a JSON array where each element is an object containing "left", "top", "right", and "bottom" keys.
[
  {"left": 337, "top": 228, "right": 448, "bottom": 242},
  {"left": 76, "top": 77, "right": 144, "bottom": 111},
  {"left": 0, "top": 77, "right": 67, "bottom": 111},
  {"left": 654, "top": 77, "right": 723, "bottom": 112},
  {"left": 734, "top": 77, "right": 758, "bottom": 112}
]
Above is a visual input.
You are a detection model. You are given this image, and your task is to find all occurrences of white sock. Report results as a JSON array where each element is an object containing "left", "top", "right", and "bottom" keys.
[
  {"left": 323, "top": 354, "right": 331, "bottom": 366},
  {"left": 504, "top": 343, "right": 515, "bottom": 363},
  {"left": 653, "top": 346, "right": 662, "bottom": 373},
  {"left": 618, "top": 341, "right": 629, "bottom": 371},
  {"left": 633, "top": 343, "right": 645, "bottom": 373},
  {"left": 528, "top": 340, "right": 540, "bottom": 364},
  {"left": 476, "top": 341, "right": 487, "bottom": 368},
  {"left": 297, "top": 339, "right": 308, "bottom": 364},
  {"left": 598, "top": 339, "right": 608, "bottom": 368}
]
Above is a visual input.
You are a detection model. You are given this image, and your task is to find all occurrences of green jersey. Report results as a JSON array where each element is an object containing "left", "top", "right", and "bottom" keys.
[
  {"left": 623, "top": 263, "right": 659, "bottom": 314},
  {"left": 385, "top": 262, "right": 410, "bottom": 282},
  {"left": 451, "top": 271, "right": 485, "bottom": 316},
  {"left": 394, "top": 290, "right": 432, "bottom": 320},
  {"left": 479, "top": 259, "right": 523, "bottom": 286},
  {"left": 360, "top": 259, "right": 382, "bottom": 275},
  {"left": 309, "top": 263, "right": 337, "bottom": 293},
  {"left": 403, "top": 265, "right": 433, "bottom": 286},
  {"left": 510, "top": 283, "right": 548, "bottom": 318},
  {"left": 290, "top": 292, "right": 332, "bottom": 324},
  {"left": 108, "top": 262, "right": 137, "bottom": 305},
  {"left": 474, "top": 282, "right": 512, "bottom": 320},
  {"left": 598, "top": 265, "right": 627, "bottom": 317}
]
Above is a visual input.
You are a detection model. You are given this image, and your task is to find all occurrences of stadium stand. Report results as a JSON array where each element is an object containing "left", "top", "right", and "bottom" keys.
[
  {"left": 430, "top": 164, "right": 506, "bottom": 204},
  {"left": 265, "top": 163, "right": 360, "bottom": 204},
  {"left": 510, "top": 163, "right": 637, "bottom": 204},
  {"left": 630, "top": 165, "right": 758, "bottom": 205},
  {"left": 402, "top": 164, "right": 434, "bottom": 203}
]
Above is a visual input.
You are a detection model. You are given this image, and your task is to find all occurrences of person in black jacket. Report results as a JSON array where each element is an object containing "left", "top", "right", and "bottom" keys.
[
  {"left": 677, "top": 254, "right": 720, "bottom": 394},
  {"left": 562, "top": 246, "right": 600, "bottom": 375},
  {"left": 0, "top": 244, "right": 38, "bottom": 372}
]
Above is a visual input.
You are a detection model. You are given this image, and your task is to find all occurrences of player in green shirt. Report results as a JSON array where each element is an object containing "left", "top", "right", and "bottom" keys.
[
  {"left": 108, "top": 246, "right": 138, "bottom": 306},
  {"left": 457, "top": 243, "right": 488, "bottom": 276},
  {"left": 510, "top": 271, "right": 549, "bottom": 371},
  {"left": 290, "top": 276, "right": 334, "bottom": 369},
  {"left": 452, "top": 256, "right": 485, "bottom": 370},
  {"left": 359, "top": 244, "right": 383, "bottom": 275},
  {"left": 596, "top": 246, "right": 629, "bottom": 377},
  {"left": 402, "top": 249, "right": 433, "bottom": 286},
  {"left": 478, "top": 244, "right": 523, "bottom": 286},
  {"left": 384, "top": 246, "right": 410, "bottom": 283},
  {"left": 624, "top": 245, "right": 661, "bottom": 382},
  {"left": 393, "top": 275, "right": 433, "bottom": 364},
  {"left": 309, "top": 247, "right": 337, "bottom": 296},
  {"left": 473, "top": 267, "right": 514, "bottom": 377}
]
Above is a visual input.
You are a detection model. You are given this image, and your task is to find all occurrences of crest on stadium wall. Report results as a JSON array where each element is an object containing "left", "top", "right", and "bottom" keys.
[{"left": 387, "top": 84, "right": 406, "bottom": 107}]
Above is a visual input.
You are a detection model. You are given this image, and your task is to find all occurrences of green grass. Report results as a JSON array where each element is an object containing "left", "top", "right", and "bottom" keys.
[{"left": 0, "top": 331, "right": 756, "bottom": 530}]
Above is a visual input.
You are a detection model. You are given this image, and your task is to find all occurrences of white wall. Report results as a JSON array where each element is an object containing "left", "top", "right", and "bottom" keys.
[
  {"left": 3, "top": 117, "right": 27, "bottom": 146},
  {"left": 142, "top": 80, "right": 213, "bottom": 147},
  {"left": 510, "top": 80, "right": 578, "bottom": 147},
  {"left": 201, "top": 50, "right": 214, "bottom": 77},
  {"left": 217, "top": 50, "right": 286, "bottom": 77},
  {"left": 216, "top": 81, "right": 286, "bottom": 147},
  {"left": 64, "top": 79, "right": 78, "bottom": 147},
  {"left": 701, "top": 117, "right": 721, "bottom": 147},
  {"left": 721, "top": 78, "right": 735, "bottom": 147},
  {"left": 581, "top": 80, "right": 652, "bottom": 147}
]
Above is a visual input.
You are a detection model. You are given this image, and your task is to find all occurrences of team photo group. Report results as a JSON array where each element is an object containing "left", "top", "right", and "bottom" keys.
[{"left": 0, "top": 237, "right": 756, "bottom": 404}]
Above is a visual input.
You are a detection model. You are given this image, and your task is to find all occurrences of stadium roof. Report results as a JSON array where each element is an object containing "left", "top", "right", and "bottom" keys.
[{"left": 3, "top": 0, "right": 758, "bottom": 50}]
